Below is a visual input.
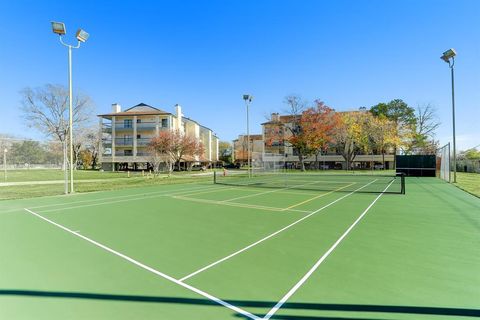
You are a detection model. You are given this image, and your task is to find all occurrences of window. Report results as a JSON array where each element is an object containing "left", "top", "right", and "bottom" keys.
[
  {"left": 161, "top": 118, "right": 168, "bottom": 128},
  {"left": 124, "top": 150, "right": 133, "bottom": 156},
  {"left": 123, "top": 135, "right": 132, "bottom": 145},
  {"left": 137, "top": 134, "right": 141, "bottom": 139},
  {"left": 136, "top": 119, "right": 141, "bottom": 123},
  {"left": 124, "top": 119, "right": 132, "bottom": 128}
]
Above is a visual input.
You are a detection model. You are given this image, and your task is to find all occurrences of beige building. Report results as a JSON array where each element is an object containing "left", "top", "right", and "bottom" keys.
[
  {"left": 98, "top": 103, "right": 219, "bottom": 171},
  {"left": 232, "top": 134, "right": 263, "bottom": 166}
]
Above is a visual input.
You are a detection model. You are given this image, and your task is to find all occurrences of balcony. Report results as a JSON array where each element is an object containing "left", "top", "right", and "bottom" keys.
[
  {"left": 115, "top": 138, "right": 133, "bottom": 146},
  {"left": 136, "top": 122, "right": 156, "bottom": 131},
  {"left": 137, "top": 138, "right": 153, "bottom": 146},
  {"left": 102, "top": 124, "right": 112, "bottom": 133},
  {"left": 102, "top": 139, "right": 112, "bottom": 147},
  {"left": 114, "top": 123, "right": 134, "bottom": 131}
]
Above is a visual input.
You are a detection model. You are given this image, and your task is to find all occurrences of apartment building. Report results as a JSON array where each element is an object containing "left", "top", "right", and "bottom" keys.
[
  {"left": 98, "top": 103, "right": 219, "bottom": 171},
  {"left": 260, "top": 112, "right": 395, "bottom": 170},
  {"left": 232, "top": 134, "right": 263, "bottom": 166}
]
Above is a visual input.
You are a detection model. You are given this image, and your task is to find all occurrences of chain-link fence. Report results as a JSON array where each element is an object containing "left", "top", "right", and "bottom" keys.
[
  {"left": 0, "top": 138, "right": 63, "bottom": 169},
  {"left": 436, "top": 143, "right": 451, "bottom": 182}
]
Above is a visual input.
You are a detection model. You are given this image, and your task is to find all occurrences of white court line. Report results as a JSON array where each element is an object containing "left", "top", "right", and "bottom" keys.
[
  {"left": 173, "top": 195, "right": 310, "bottom": 213},
  {"left": 36, "top": 185, "right": 222, "bottom": 214},
  {"left": 1, "top": 183, "right": 217, "bottom": 214},
  {"left": 219, "top": 181, "right": 323, "bottom": 203},
  {"left": 178, "top": 179, "right": 377, "bottom": 282},
  {"left": 23, "top": 208, "right": 260, "bottom": 320},
  {"left": 262, "top": 179, "right": 395, "bottom": 320}
]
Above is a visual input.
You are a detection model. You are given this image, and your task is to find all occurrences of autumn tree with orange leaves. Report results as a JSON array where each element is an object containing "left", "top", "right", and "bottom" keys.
[
  {"left": 300, "top": 100, "right": 340, "bottom": 169},
  {"left": 274, "top": 96, "right": 339, "bottom": 171},
  {"left": 148, "top": 129, "right": 204, "bottom": 174}
]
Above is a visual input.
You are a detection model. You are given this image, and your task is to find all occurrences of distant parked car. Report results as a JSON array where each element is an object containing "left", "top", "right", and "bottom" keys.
[
  {"left": 374, "top": 164, "right": 384, "bottom": 170},
  {"left": 191, "top": 164, "right": 206, "bottom": 171},
  {"left": 223, "top": 163, "right": 240, "bottom": 169}
]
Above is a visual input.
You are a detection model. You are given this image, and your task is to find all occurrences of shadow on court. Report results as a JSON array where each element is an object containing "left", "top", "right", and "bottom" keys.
[{"left": 1, "top": 289, "right": 479, "bottom": 319}]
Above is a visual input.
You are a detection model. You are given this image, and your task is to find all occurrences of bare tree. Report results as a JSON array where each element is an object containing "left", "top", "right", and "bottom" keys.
[
  {"left": 415, "top": 104, "right": 440, "bottom": 139},
  {"left": 73, "top": 126, "right": 100, "bottom": 169},
  {"left": 20, "top": 84, "right": 94, "bottom": 145},
  {"left": 409, "top": 104, "right": 441, "bottom": 154},
  {"left": 282, "top": 95, "right": 310, "bottom": 171}
]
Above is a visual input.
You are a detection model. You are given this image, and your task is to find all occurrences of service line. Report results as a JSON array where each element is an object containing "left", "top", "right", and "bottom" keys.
[{"left": 178, "top": 179, "right": 377, "bottom": 282}]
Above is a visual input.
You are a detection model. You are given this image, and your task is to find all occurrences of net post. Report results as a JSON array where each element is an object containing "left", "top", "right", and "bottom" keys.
[
  {"left": 213, "top": 170, "right": 217, "bottom": 184},
  {"left": 399, "top": 172, "right": 405, "bottom": 194}
]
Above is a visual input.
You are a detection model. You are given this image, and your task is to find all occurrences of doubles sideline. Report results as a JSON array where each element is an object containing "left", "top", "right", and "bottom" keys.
[
  {"left": 21, "top": 184, "right": 221, "bottom": 214},
  {"left": 262, "top": 179, "right": 396, "bottom": 320},
  {"left": 1, "top": 182, "right": 216, "bottom": 214}
]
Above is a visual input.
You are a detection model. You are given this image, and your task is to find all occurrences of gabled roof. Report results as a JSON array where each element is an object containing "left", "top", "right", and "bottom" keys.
[{"left": 98, "top": 103, "right": 171, "bottom": 117}]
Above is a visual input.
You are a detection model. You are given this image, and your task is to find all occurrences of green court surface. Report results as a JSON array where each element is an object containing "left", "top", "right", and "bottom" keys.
[{"left": 0, "top": 176, "right": 479, "bottom": 319}]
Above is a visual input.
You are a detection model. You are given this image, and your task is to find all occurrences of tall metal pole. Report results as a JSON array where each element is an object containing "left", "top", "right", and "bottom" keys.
[
  {"left": 246, "top": 101, "right": 250, "bottom": 178},
  {"left": 68, "top": 45, "right": 75, "bottom": 193},
  {"left": 3, "top": 149, "right": 7, "bottom": 182},
  {"left": 450, "top": 59, "right": 457, "bottom": 183},
  {"left": 63, "top": 138, "right": 68, "bottom": 194}
]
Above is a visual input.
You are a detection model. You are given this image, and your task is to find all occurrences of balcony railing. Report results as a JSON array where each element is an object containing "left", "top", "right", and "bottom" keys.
[
  {"left": 111, "top": 122, "right": 169, "bottom": 131},
  {"left": 110, "top": 151, "right": 152, "bottom": 157},
  {"left": 137, "top": 138, "right": 153, "bottom": 146},
  {"left": 136, "top": 122, "right": 156, "bottom": 130},
  {"left": 115, "top": 138, "right": 133, "bottom": 146},
  {"left": 102, "top": 124, "right": 112, "bottom": 133},
  {"left": 102, "top": 139, "right": 112, "bottom": 147}
]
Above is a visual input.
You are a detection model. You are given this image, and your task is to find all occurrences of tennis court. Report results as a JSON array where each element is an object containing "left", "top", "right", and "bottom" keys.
[{"left": 0, "top": 173, "right": 479, "bottom": 319}]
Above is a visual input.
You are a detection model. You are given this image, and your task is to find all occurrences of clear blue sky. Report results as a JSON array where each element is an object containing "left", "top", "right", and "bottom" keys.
[{"left": 1, "top": 0, "right": 479, "bottom": 150}]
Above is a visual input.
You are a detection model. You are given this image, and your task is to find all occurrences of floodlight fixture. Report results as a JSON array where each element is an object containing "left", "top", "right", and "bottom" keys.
[
  {"left": 51, "top": 21, "right": 66, "bottom": 35},
  {"left": 243, "top": 94, "right": 253, "bottom": 102},
  {"left": 441, "top": 48, "right": 456, "bottom": 63},
  {"left": 76, "top": 29, "right": 89, "bottom": 42}
]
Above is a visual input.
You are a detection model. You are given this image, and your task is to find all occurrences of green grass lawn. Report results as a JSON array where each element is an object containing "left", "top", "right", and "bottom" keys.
[
  {"left": 454, "top": 172, "right": 480, "bottom": 198},
  {"left": 2, "top": 169, "right": 143, "bottom": 182},
  {"left": 0, "top": 169, "right": 213, "bottom": 200}
]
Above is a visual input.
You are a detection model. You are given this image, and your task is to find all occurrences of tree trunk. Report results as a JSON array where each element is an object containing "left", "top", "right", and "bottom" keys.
[
  {"left": 382, "top": 151, "right": 385, "bottom": 170},
  {"left": 315, "top": 152, "right": 319, "bottom": 170},
  {"left": 299, "top": 154, "right": 305, "bottom": 171}
]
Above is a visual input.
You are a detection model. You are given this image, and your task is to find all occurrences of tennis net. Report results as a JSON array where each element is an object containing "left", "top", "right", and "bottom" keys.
[{"left": 214, "top": 171, "right": 405, "bottom": 194}]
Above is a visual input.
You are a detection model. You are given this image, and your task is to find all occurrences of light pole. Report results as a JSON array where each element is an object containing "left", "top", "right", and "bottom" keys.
[
  {"left": 441, "top": 48, "right": 457, "bottom": 183},
  {"left": 243, "top": 94, "right": 253, "bottom": 178},
  {"left": 3, "top": 148, "right": 7, "bottom": 182},
  {"left": 51, "top": 22, "right": 89, "bottom": 193}
]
